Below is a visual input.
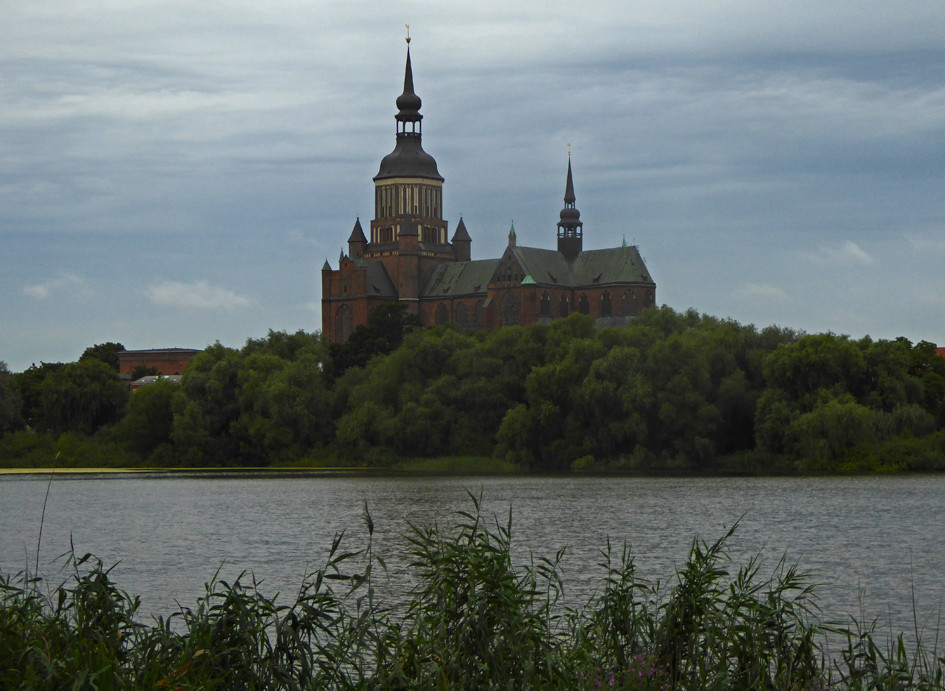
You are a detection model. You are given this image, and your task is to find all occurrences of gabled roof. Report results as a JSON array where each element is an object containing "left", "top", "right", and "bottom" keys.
[
  {"left": 421, "top": 259, "right": 500, "bottom": 297},
  {"left": 571, "top": 246, "right": 653, "bottom": 285},
  {"left": 508, "top": 245, "right": 654, "bottom": 288}
]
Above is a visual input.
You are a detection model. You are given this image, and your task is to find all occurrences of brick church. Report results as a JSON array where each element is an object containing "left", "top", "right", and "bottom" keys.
[{"left": 321, "top": 43, "right": 656, "bottom": 343}]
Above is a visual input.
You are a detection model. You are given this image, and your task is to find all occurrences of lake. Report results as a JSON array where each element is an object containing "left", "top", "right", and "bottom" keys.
[{"left": 1, "top": 471, "right": 943, "bottom": 647}]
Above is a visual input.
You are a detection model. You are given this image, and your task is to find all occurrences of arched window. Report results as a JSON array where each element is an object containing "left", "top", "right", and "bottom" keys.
[
  {"left": 578, "top": 294, "right": 590, "bottom": 315},
  {"left": 601, "top": 291, "right": 612, "bottom": 316},
  {"left": 539, "top": 292, "right": 551, "bottom": 317},
  {"left": 335, "top": 305, "right": 354, "bottom": 343},
  {"left": 475, "top": 300, "right": 484, "bottom": 326},
  {"left": 456, "top": 302, "right": 467, "bottom": 327},
  {"left": 501, "top": 292, "right": 521, "bottom": 326},
  {"left": 435, "top": 303, "right": 449, "bottom": 325},
  {"left": 622, "top": 290, "right": 638, "bottom": 316},
  {"left": 559, "top": 294, "right": 569, "bottom": 317}
]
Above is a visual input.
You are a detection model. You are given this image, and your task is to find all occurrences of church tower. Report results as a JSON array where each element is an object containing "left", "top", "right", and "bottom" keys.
[
  {"left": 556, "top": 158, "right": 583, "bottom": 261},
  {"left": 371, "top": 43, "right": 446, "bottom": 245},
  {"left": 363, "top": 38, "right": 460, "bottom": 309}
]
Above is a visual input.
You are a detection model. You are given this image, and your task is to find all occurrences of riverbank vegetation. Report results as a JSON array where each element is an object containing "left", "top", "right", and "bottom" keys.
[
  {"left": 2, "top": 497, "right": 942, "bottom": 689},
  {"left": 2, "top": 306, "right": 945, "bottom": 473}
]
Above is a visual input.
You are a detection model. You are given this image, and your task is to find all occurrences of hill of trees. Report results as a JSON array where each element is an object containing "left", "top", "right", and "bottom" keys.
[{"left": 2, "top": 306, "right": 944, "bottom": 472}]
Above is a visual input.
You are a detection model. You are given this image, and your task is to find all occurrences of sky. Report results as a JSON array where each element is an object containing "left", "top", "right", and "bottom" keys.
[{"left": 3, "top": 1, "right": 945, "bottom": 372}]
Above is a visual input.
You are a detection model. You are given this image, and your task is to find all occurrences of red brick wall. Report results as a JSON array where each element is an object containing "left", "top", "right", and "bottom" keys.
[{"left": 118, "top": 352, "right": 197, "bottom": 376}]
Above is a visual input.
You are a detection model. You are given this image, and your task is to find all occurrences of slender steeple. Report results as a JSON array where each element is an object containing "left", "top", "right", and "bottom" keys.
[
  {"left": 395, "top": 47, "right": 422, "bottom": 136},
  {"left": 557, "top": 157, "right": 583, "bottom": 260},
  {"left": 374, "top": 37, "right": 442, "bottom": 182}
]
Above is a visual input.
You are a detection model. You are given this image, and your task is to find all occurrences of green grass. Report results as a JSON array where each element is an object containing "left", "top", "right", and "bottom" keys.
[{"left": 2, "top": 494, "right": 943, "bottom": 689}]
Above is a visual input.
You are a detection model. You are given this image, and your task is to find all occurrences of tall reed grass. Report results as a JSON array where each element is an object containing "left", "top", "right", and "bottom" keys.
[{"left": 1, "top": 493, "right": 942, "bottom": 689}]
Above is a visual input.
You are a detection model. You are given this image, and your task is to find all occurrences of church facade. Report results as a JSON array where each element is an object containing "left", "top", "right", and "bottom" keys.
[{"left": 321, "top": 46, "right": 656, "bottom": 343}]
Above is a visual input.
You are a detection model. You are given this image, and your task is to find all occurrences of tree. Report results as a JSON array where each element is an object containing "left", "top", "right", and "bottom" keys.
[
  {"left": 0, "top": 362, "right": 23, "bottom": 433},
  {"left": 326, "top": 303, "right": 420, "bottom": 380},
  {"left": 118, "top": 380, "right": 177, "bottom": 457},
  {"left": 130, "top": 365, "right": 159, "bottom": 380},
  {"left": 80, "top": 342, "right": 126, "bottom": 372},
  {"left": 39, "top": 358, "right": 129, "bottom": 434},
  {"left": 15, "top": 362, "right": 65, "bottom": 430}
]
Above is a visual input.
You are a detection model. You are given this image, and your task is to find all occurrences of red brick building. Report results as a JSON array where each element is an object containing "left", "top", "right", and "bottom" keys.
[
  {"left": 118, "top": 348, "right": 199, "bottom": 378},
  {"left": 321, "top": 44, "right": 656, "bottom": 343}
]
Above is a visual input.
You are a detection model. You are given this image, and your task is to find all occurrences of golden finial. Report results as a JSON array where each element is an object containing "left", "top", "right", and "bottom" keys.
[
  {"left": 567, "top": 142, "right": 571, "bottom": 158},
  {"left": 405, "top": 24, "right": 411, "bottom": 44}
]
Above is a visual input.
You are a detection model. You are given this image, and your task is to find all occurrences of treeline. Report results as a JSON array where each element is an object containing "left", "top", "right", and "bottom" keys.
[{"left": 2, "top": 305, "right": 945, "bottom": 472}]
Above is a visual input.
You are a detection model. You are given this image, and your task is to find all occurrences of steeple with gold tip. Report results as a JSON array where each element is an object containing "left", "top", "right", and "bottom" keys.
[
  {"left": 557, "top": 149, "right": 583, "bottom": 260},
  {"left": 374, "top": 28, "right": 443, "bottom": 182}
]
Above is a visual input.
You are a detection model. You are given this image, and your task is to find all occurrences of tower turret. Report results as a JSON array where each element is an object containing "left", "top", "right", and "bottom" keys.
[
  {"left": 347, "top": 218, "right": 366, "bottom": 258},
  {"left": 557, "top": 158, "right": 583, "bottom": 260},
  {"left": 451, "top": 217, "right": 471, "bottom": 261}
]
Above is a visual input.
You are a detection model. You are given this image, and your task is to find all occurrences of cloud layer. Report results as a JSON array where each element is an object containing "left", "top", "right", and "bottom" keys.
[{"left": 146, "top": 281, "right": 253, "bottom": 311}]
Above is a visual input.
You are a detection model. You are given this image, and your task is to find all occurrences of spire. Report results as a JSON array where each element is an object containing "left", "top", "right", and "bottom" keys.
[
  {"left": 508, "top": 221, "right": 517, "bottom": 247},
  {"left": 452, "top": 217, "right": 471, "bottom": 260},
  {"left": 348, "top": 217, "right": 366, "bottom": 243},
  {"left": 375, "top": 39, "right": 443, "bottom": 182},
  {"left": 557, "top": 156, "right": 583, "bottom": 260},
  {"left": 564, "top": 158, "right": 576, "bottom": 204},
  {"left": 348, "top": 217, "right": 367, "bottom": 258},
  {"left": 395, "top": 42, "right": 422, "bottom": 135},
  {"left": 451, "top": 217, "right": 471, "bottom": 243}
]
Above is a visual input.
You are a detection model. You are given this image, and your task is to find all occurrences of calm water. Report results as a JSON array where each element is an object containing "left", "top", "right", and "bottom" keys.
[{"left": 1, "top": 472, "right": 943, "bottom": 643}]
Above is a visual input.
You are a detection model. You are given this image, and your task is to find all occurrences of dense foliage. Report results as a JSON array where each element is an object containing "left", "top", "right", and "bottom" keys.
[
  {"left": 2, "top": 306, "right": 945, "bottom": 471},
  {"left": 2, "top": 498, "right": 942, "bottom": 689}
]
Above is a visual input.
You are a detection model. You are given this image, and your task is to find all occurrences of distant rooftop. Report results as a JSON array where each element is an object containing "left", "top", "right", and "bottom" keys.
[{"left": 119, "top": 348, "right": 200, "bottom": 355}]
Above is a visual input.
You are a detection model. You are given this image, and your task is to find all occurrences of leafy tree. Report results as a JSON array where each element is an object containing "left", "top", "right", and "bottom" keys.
[
  {"left": 118, "top": 380, "right": 177, "bottom": 457},
  {"left": 39, "top": 358, "right": 129, "bottom": 434},
  {"left": 326, "top": 303, "right": 420, "bottom": 380},
  {"left": 0, "top": 362, "right": 23, "bottom": 433},
  {"left": 169, "top": 332, "right": 331, "bottom": 466},
  {"left": 79, "top": 342, "right": 126, "bottom": 372},
  {"left": 14, "top": 362, "right": 65, "bottom": 430},
  {"left": 130, "top": 365, "right": 159, "bottom": 380},
  {"left": 790, "top": 396, "right": 878, "bottom": 470},
  {"left": 171, "top": 342, "right": 244, "bottom": 465}
]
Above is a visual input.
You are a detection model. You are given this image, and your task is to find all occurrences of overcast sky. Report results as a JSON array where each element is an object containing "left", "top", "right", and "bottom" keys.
[{"left": 3, "top": 1, "right": 944, "bottom": 371}]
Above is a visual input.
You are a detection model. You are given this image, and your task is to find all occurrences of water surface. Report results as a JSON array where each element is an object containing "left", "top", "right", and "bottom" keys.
[{"left": 1, "top": 472, "right": 942, "bottom": 644}]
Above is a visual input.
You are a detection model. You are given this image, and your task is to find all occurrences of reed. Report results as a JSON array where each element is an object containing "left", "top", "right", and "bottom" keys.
[{"left": 1, "top": 494, "right": 942, "bottom": 689}]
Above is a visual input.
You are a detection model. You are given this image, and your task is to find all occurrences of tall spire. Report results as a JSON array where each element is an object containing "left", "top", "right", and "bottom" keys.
[
  {"left": 375, "top": 38, "right": 442, "bottom": 182},
  {"left": 557, "top": 156, "right": 583, "bottom": 260},
  {"left": 395, "top": 33, "right": 422, "bottom": 137},
  {"left": 564, "top": 158, "right": 576, "bottom": 204}
]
